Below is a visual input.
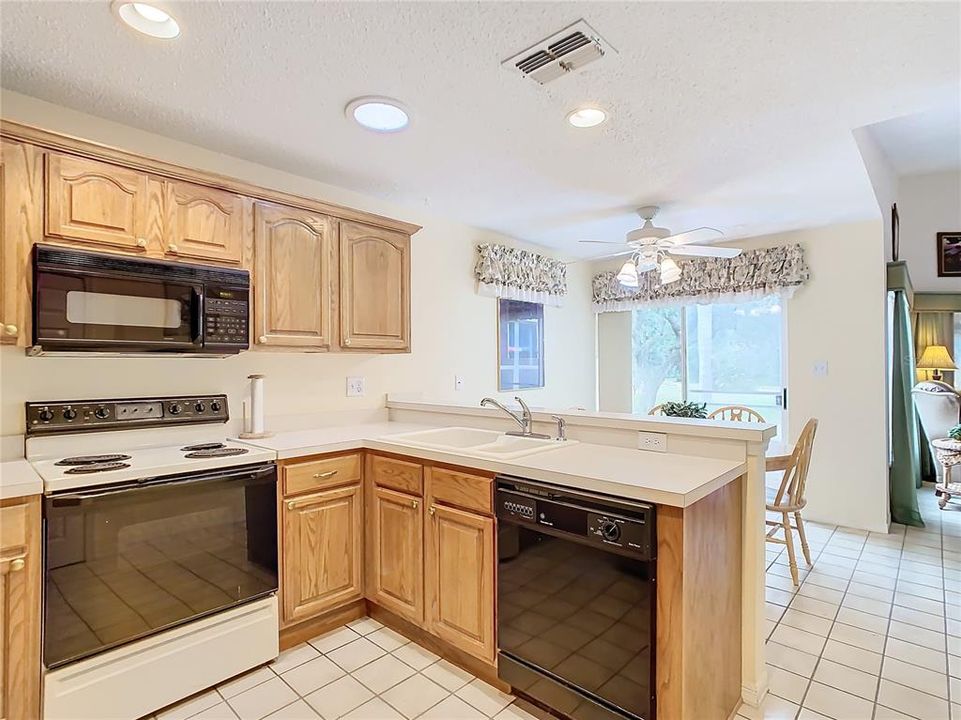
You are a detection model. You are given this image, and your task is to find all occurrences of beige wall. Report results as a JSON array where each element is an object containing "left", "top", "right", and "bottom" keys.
[
  {"left": 898, "top": 170, "right": 961, "bottom": 292},
  {"left": 596, "top": 221, "right": 890, "bottom": 532},
  {"left": 0, "top": 91, "right": 597, "bottom": 435}
]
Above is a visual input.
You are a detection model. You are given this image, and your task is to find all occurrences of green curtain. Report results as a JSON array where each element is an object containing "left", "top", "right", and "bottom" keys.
[
  {"left": 912, "top": 311, "right": 956, "bottom": 483},
  {"left": 891, "top": 291, "right": 924, "bottom": 526}
]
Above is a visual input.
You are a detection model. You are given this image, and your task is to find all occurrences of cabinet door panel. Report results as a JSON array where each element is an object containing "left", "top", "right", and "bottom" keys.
[
  {"left": 46, "top": 154, "right": 148, "bottom": 251},
  {"left": 426, "top": 503, "right": 495, "bottom": 663},
  {"left": 254, "top": 202, "right": 332, "bottom": 348},
  {"left": 0, "top": 497, "right": 41, "bottom": 720},
  {"left": 283, "top": 484, "right": 363, "bottom": 626},
  {"left": 164, "top": 181, "right": 244, "bottom": 264},
  {"left": 367, "top": 485, "right": 423, "bottom": 623},
  {"left": 339, "top": 221, "right": 410, "bottom": 351},
  {"left": 0, "top": 141, "right": 41, "bottom": 346}
]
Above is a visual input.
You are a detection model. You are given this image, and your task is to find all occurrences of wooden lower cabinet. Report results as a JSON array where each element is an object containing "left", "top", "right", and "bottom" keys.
[
  {"left": 366, "top": 485, "right": 424, "bottom": 623},
  {"left": 425, "top": 502, "right": 495, "bottom": 663},
  {"left": 282, "top": 484, "right": 364, "bottom": 627},
  {"left": 0, "top": 496, "right": 41, "bottom": 720}
]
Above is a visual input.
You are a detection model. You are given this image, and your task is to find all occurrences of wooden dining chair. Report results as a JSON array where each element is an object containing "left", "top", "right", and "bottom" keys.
[
  {"left": 708, "top": 405, "right": 766, "bottom": 423},
  {"left": 765, "top": 418, "right": 818, "bottom": 585}
]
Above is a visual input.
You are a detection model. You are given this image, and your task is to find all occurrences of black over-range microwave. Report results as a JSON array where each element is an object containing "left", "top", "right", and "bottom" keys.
[{"left": 32, "top": 244, "right": 250, "bottom": 355}]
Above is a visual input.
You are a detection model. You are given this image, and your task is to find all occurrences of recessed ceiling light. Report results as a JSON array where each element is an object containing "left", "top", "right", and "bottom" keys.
[
  {"left": 567, "top": 107, "right": 607, "bottom": 128},
  {"left": 346, "top": 97, "right": 410, "bottom": 133},
  {"left": 112, "top": 1, "right": 180, "bottom": 39}
]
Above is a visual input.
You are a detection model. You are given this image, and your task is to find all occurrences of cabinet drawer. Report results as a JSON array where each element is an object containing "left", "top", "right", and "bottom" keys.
[
  {"left": 367, "top": 455, "right": 423, "bottom": 496},
  {"left": 428, "top": 467, "right": 493, "bottom": 515},
  {"left": 0, "top": 501, "right": 27, "bottom": 550},
  {"left": 284, "top": 454, "right": 361, "bottom": 496}
]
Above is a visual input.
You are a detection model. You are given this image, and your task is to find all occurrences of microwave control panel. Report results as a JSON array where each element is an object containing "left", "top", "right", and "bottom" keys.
[{"left": 205, "top": 289, "right": 249, "bottom": 347}]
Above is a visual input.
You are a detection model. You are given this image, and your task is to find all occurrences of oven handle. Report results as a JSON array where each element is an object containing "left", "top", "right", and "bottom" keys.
[{"left": 50, "top": 463, "right": 275, "bottom": 500}]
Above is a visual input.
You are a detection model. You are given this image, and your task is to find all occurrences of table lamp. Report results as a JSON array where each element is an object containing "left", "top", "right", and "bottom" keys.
[{"left": 917, "top": 344, "right": 957, "bottom": 381}]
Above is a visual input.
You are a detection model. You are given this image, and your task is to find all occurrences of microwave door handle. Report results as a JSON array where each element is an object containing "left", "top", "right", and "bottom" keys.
[{"left": 192, "top": 286, "right": 205, "bottom": 346}]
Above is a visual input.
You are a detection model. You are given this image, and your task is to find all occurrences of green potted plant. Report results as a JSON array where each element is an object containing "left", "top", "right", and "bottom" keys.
[
  {"left": 661, "top": 401, "right": 708, "bottom": 419},
  {"left": 950, "top": 424, "right": 961, "bottom": 441}
]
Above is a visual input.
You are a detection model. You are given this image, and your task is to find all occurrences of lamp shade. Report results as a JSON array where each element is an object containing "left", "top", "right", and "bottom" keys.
[{"left": 917, "top": 344, "right": 957, "bottom": 371}]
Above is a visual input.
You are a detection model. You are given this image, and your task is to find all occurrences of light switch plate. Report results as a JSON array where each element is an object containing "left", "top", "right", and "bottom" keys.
[
  {"left": 454, "top": 375, "right": 464, "bottom": 391},
  {"left": 346, "top": 377, "right": 366, "bottom": 397},
  {"left": 813, "top": 361, "right": 829, "bottom": 377},
  {"left": 637, "top": 431, "right": 667, "bottom": 452}
]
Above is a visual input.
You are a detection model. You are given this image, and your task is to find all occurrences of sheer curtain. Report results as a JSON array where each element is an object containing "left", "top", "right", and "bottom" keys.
[{"left": 891, "top": 290, "right": 924, "bottom": 526}]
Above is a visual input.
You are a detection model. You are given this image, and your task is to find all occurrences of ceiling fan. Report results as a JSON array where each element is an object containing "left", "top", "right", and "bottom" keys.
[{"left": 580, "top": 206, "right": 743, "bottom": 287}]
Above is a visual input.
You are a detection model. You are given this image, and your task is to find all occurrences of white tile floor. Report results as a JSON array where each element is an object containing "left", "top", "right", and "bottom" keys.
[
  {"left": 747, "top": 486, "right": 961, "bottom": 720},
  {"left": 152, "top": 616, "right": 540, "bottom": 720}
]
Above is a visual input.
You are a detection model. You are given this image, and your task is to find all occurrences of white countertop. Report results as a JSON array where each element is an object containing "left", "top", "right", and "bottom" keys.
[
  {"left": 0, "top": 459, "right": 43, "bottom": 499},
  {"left": 235, "top": 422, "right": 746, "bottom": 507}
]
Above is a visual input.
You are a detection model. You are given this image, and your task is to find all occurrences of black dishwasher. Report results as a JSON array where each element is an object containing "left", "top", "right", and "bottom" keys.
[{"left": 496, "top": 476, "right": 656, "bottom": 720}]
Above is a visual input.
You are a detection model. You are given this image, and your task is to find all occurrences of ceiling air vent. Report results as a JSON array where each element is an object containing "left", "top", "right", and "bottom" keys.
[{"left": 504, "top": 20, "right": 613, "bottom": 85}]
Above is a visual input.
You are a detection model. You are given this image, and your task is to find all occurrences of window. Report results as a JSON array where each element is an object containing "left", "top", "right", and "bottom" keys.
[
  {"left": 631, "top": 295, "right": 787, "bottom": 438},
  {"left": 498, "top": 299, "right": 544, "bottom": 390}
]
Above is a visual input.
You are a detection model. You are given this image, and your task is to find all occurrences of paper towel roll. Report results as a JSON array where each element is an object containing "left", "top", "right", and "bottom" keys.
[{"left": 249, "top": 374, "right": 265, "bottom": 435}]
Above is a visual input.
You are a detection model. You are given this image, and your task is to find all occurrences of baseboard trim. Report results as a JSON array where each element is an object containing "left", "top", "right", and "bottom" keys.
[{"left": 279, "top": 599, "right": 366, "bottom": 651}]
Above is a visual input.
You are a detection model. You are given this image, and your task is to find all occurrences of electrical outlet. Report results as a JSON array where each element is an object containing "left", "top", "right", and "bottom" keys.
[
  {"left": 637, "top": 431, "right": 667, "bottom": 452},
  {"left": 813, "top": 361, "right": 829, "bottom": 377},
  {"left": 346, "top": 376, "right": 366, "bottom": 397},
  {"left": 454, "top": 375, "right": 464, "bottom": 391}
]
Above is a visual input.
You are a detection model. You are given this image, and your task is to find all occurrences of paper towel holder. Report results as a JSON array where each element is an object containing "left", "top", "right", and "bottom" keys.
[{"left": 239, "top": 373, "right": 275, "bottom": 439}]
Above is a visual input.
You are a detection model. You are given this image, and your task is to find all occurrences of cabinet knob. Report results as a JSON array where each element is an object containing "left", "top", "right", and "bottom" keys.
[
  {"left": 9, "top": 558, "right": 25, "bottom": 572},
  {"left": 136, "top": 238, "right": 148, "bottom": 248},
  {"left": 258, "top": 336, "right": 268, "bottom": 343},
  {"left": 3, "top": 324, "right": 17, "bottom": 336},
  {"left": 286, "top": 501, "right": 294, "bottom": 510},
  {"left": 428, "top": 506, "right": 435, "bottom": 516},
  {"left": 344, "top": 338, "right": 351, "bottom": 346},
  {"left": 412, "top": 499, "right": 418, "bottom": 509},
  {"left": 168, "top": 243, "right": 179, "bottom": 253}
]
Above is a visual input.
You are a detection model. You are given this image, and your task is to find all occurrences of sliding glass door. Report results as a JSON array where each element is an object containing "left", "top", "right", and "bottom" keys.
[{"left": 631, "top": 295, "right": 787, "bottom": 439}]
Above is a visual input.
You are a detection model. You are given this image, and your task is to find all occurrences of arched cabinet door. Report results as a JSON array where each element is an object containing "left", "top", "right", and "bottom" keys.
[
  {"left": 253, "top": 202, "right": 332, "bottom": 349},
  {"left": 339, "top": 221, "right": 410, "bottom": 351},
  {"left": 45, "top": 153, "right": 149, "bottom": 252},
  {"left": 163, "top": 180, "right": 243, "bottom": 265}
]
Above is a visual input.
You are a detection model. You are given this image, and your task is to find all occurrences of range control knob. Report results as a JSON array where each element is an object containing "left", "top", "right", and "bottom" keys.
[
  {"left": 194, "top": 402, "right": 206, "bottom": 413},
  {"left": 210, "top": 400, "right": 222, "bottom": 413},
  {"left": 38, "top": 408, "right": 54, "bottom": 422},
  {"left": 169, "top": 403, "right": 183, "bottom": 416},
  {"left": 94, "top": 406, "right": 110, "bottom": 419},
  {"left": 600, "top": 520, "right": 621, "bottom": 542},
  {"left": 63, "top": 408, "right": 78, "bottom": 420}
]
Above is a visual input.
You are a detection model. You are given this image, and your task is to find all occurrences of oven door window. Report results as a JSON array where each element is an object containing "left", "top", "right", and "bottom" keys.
[
  {"left": 499, "top": 525, "right": 655, "bottom": 719},
  {"left": 35, "top": 270, "right": 201, "bottom": 348},
  {"left": 43, "top": 467, "right": 277, "bottom": 668}
]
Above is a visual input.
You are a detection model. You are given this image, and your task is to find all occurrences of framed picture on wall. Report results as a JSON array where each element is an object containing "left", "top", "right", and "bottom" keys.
[
  {"left": 497, "top": 299, "right": 545, "bottom": 391},
  {"left": 937, "top": 232, "right": 961, "bottom": 277}
]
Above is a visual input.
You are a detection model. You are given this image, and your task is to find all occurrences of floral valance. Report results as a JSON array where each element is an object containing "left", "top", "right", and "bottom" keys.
[
  {"left": 592, "top": 243, "right": 810, "bottom": 312},
  {"left": 474, "top": 243, "right": 567, "bottom": 307}
]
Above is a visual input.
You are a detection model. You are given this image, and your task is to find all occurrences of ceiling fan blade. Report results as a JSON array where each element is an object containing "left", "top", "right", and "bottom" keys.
[
  {"left": 668, "top": 245, "right": 742, "bottom": 258},
  {"left": 665, "top": 227, "right": 724, "bottom": 246},
  {"left": 578, "top": 240, "right": 626, "bottom": 245},
  {"left": 566, "top": 248, "right": 635, "bottom": 264}
]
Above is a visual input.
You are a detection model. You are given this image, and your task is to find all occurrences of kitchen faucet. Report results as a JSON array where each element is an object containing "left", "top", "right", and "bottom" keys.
[{"left": 480, "top": 396, "right": 551, "bottom": 439}]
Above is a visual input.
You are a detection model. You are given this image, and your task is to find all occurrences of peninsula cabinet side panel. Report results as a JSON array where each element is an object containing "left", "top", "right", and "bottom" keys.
[{"left": 656, "top": 479, "right": 743, "bottom": 720}]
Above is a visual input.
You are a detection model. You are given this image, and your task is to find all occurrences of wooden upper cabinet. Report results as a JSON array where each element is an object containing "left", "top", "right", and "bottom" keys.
[
  {"left": 367, "top": 484, "right": 424, "bottom": 624},
  {"left": 253, "top": 202, "right": 332, "bottom": 349},
  {"left": 0, "top": 141, "right": 41, "bottom": 346},
  {"left": 425, "top": 501, "right": 495, "bottom": 663},
  {"left": 45, "top": 153, "right": 151, "bottom": 252},
  {"left": 339, "top": 221, "right": 410, "bottom": 352},
  {"left": 163, "top": 180, "right": 243, "bottom": 264},
  {"left": 282, "top": 484, "right": 363, "bottom": 627}
]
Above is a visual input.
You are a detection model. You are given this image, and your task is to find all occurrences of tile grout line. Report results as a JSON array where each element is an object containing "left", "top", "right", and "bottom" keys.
[
  {"left": 870, "top": 520, "right": 906, "bottom": 720},
  {"left": 794, "top": 525, "right": 870, "bottom": 720}
]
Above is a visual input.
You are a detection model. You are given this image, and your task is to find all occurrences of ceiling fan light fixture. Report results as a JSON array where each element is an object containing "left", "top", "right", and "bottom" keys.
[
  {"left": 346, "top": 97, "right": 410, "bottom": 133},
  {"left": 617, "top": 260, "right": 639, "bottom": 288},
  {"left": 659, "top": 256, "right": 682, "bottom": 285}
]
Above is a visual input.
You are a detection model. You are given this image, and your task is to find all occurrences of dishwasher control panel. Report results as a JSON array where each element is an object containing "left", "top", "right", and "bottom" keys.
[{"left": 495, "top": 477, "right": 655, "bottom": 561}]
